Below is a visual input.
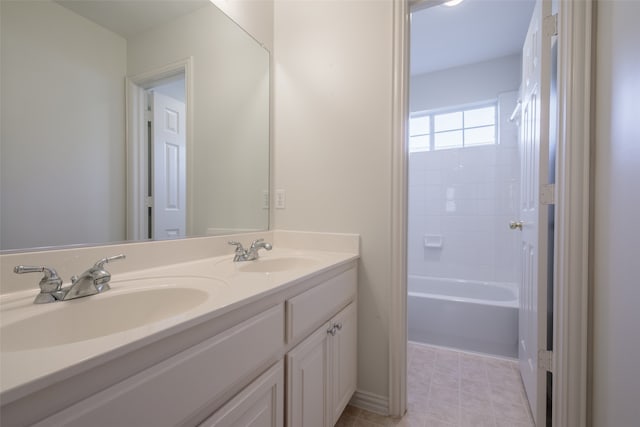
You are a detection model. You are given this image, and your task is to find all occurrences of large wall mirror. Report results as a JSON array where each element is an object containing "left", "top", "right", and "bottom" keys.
[{"left": 0, "top": 0, "right": 270, "bottom": 252}]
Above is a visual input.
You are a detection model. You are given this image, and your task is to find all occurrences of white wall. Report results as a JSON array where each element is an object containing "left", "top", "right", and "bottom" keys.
[
  {"left": 273, "top": 0, "right": 393, "bottom": 402},
  {"left": 592, "top": 1, "right": 640, "bottom": 425},
  {"left": 410, "top": 54, "right": 521, "bottom": 113},
  {"left": 408, "top": 55, "right": 521, "bottom": 285},
  {"left": 0, "top": 1, "right": 127, "bottom": 250},
  {"left": 127, "top": 4, "right": 270, "bottom": 236}
]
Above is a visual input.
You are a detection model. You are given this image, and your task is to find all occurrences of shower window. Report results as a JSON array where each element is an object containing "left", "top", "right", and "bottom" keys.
[
  {"left": 409, "top": 102, "right": 497, "bottom": 153},
  {"left": 409, "top": 114, "right": 431, "bottom": 152}
]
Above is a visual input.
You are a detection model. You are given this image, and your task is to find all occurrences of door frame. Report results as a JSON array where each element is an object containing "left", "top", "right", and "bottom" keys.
[
  {"left": 125, "top": 57, "right": 194, "bottom": 241},
  {"left": 389, "top": 1, "right": 592, "bottom": 425}
]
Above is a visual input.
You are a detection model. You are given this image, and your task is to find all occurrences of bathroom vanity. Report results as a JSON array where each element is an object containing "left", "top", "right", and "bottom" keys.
[{"left": 0, "top": 231, "right": 359, "bottom": 427}]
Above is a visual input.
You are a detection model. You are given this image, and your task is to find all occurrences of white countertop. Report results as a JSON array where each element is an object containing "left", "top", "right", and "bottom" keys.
[{"left": 0, "top": 247, "right": 358, "bottom": 404}]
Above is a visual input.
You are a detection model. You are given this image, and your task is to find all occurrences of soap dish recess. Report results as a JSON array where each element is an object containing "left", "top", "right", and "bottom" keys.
[{"left": 423, "top": 235, "right": 443, "bottom": 248}]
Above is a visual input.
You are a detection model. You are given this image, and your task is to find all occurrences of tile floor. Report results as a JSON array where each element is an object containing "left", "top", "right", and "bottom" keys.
[{"left": 336, "top": 342, "right": 535, "bottom": 427}]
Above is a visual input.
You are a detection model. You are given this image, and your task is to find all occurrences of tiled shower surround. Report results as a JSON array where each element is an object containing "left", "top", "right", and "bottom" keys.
[{"left": 408, "top": 94, "right": 521, "bottom": 285}]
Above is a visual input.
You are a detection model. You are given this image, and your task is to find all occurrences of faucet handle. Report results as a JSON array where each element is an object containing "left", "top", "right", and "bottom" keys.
[
  {"left": 71, "top": 254, "right": 126, "bottom": 284},
  {"left": 250, "top": 238, "right": 264, "bottom": 248},
  {"left": 14, "top": 265, "right": 63, "bottom": 294},
  {"left": 228, "top": 241, "right": 245, "bottom": 251},
  {"left": 93, "top": 254, "right": 126, "bottom": 269},
  {"left": 91, "top": 254, "right": 125, "bottom": 289},
  {"left": 69, "top": 254, "right": 126, "bottom": 293}
]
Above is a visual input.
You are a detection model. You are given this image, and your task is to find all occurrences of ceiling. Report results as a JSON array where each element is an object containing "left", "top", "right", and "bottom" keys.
[
  {"left": 55, "top": 0, "right": 532, "bottom": 75},
  {"left": 410, "top": 0, "right": 536, "bottom": 76},
  {"left": 55, "top": 0, "right": 211, "bottom": 39}
]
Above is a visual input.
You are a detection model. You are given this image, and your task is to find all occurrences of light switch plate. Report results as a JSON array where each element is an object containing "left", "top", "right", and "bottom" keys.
[{"left": 275, "top": 189, "right": 286, "bottom": 209}]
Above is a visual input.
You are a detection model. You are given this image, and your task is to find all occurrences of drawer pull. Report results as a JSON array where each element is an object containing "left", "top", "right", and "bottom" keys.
[{"left": 327, "top": 322, "right": 342, "bottom": 336}]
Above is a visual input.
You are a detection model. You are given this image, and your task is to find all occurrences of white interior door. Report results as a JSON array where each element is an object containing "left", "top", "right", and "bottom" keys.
[
  {"left": 517, "top": 0, "right": 552, "bottom": 424},
  {"left": 151, "top": 91, "right": 186, "bottom": 240}
]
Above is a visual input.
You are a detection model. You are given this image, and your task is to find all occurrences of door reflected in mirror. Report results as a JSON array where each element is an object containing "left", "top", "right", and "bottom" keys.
[
  {"left": 148, "top": 75, "right": 188, "bottom": 240},
  {"left": 0, "top": 0, "right": 270, "bottom": 252}
]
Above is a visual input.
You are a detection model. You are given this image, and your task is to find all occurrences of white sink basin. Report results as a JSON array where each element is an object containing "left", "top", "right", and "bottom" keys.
[
  {"left": 237, "top": 256, "right": 320, "bottom": 273},
  {"left": 1, "top": 277, "right": 220, "bottom": 352}
]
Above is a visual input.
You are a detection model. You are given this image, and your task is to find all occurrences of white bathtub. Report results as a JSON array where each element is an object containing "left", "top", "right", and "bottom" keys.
[{"left": 408, "top": 275, "right": 519, "bottom": 358}]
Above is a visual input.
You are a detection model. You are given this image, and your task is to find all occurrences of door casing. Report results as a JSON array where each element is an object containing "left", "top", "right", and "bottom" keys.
[
  {"left": 390, "top": 1, "right": 592, "bottom": 425},
  {"left": 125, "top": 58, "right": 194, "bottom": 241}
]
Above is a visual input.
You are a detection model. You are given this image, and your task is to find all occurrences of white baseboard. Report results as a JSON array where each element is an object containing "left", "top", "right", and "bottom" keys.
[{"left": 349, "top": 390, "right": 389, "bottom": 416}]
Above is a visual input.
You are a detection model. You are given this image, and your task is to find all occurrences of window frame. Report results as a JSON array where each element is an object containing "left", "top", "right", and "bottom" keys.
[{"left": 409, "top": 100, "right": 498, "bottom": 153}]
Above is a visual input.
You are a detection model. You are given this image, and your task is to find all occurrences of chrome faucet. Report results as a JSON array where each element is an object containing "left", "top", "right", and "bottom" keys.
[
  {"left": 14, "top": 254, "right": 126, "bottom": 304},
  {"left": 228, "top": 239, "right": 272, "bottom": 262},
  {"left": 65, "top": 254, "right": 126, "bottom": 300}
]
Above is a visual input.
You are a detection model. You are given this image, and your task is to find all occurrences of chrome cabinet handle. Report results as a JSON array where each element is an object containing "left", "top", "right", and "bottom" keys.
[
  {"left": 327, "top": 322, "right": 343, "bottom": 336},
  {"left": 509, "top": 221, "right": 524, "bottom": 230}
]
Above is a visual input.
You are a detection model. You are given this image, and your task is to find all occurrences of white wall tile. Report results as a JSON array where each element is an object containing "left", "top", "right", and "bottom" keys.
[{"left": 408, "top": 109, "right": 520, "bottom": 284}]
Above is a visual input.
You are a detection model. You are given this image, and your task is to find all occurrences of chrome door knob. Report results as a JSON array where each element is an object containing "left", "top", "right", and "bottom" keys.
[{"left": 509, "top": 221, "right": 524, "bottom": 230}]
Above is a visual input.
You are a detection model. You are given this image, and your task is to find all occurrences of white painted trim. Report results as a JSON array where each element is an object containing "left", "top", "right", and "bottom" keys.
[
  {"left": 349, "top": 390, "right": 389, "bottom": 416},
  {"left": 389, "top": 0, "right": 592, "bottom": 424},
  {"left": 553, "top": 1, "right": 592, "bottom": 426},
  {"left": 125, "top": 80, "right": 148, "bottom": 241},
  {"left": 126, "top": 58, "right": 195, "bottom": 238},
  {"left": 388, "top": 0, "right": 410, "bottom": 419}
]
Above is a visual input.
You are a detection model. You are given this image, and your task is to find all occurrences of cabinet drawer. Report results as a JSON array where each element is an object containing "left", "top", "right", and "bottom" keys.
[
  {"left": 37, "top": 304, "right": 285, "bottom": 427},
  {"left": 286, "top": 267, "right": 356, "bottom": 344}
]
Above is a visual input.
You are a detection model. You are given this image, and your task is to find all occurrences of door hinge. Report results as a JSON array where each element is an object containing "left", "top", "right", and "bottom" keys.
[
  {"left": 540, "top": 183, "right": 555, "bottom": 205},
  {"left": 145, "top": 197, "right": 153, "bottom": 208},
  {"left": 544, "top": 13, "right": 558, "bottom": 37},
  {"left": 145, "top": 108, "right": 153, "bottom": 122},
  {"left": 538, "top": 349, "right": 554, "bottom": 372}
]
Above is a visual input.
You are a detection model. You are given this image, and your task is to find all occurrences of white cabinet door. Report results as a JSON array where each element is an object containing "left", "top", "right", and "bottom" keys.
[
  {"left": 287, "top": 302, "right": 358, "bottom": 427},
  {"left": 330, "top": 302, "right": 357, "bottom": 425},
  {"left": 200, "top": 361, "right": 284, "bottom": 427},
  {"left": 287, "top": 321, "right": 331, "bottom": 427}
]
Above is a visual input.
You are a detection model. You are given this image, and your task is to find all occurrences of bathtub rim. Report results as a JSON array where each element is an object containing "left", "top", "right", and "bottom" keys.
[{"left": 407, "top": 274, "right": 519, "bottom": 309}]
